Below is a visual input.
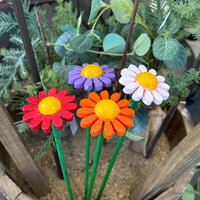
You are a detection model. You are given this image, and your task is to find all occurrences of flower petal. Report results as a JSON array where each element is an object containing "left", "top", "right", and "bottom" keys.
[
  {"left": 90, "top": 118, "right": 104, "bottom": 137},
  {"left": 30, "top": 117, "right": 42, "bottom": 131},
  {"left": 82, "top": 63, "right": 88, "bottom": 67},
  {"left": 119, "top": 76, "right": 134, "bottom": 85},
  {"left": 41, "top": 116, "right": 51, "bottom": 133},
  {"left": 100, "top": 64, "right": 108, "bottom": 70},
  {"left": 123, "top": 82, "right": 138, "bottom": 94},
  {"left": 69, "top": 70, "right": 81, "bottom": 75},
  {"left": 128, "top": 64, "right": 140, "bottom": 74},
  {"left": 149, "top": 69, "right": 157, "bottom": 76},
  {"left": 120, "top": 68, "right": 129, "bottom": 76},
  {"left": 80, "top": 114, "right": 98, "bottom": 128},
  {"left": 158, "top": 83, "right": 170, "bottom": 91},
  {"left": 119, "top": 108, "right": 135, "bottom": 118},
  {"left": 93, "top": 62, "right": 99, "bottom": 66},
  {"left": 60, "top": 109, "right": 73, "bottom": 121},
  {"left": 138, "top": 65, "right": 147, "bottom": 72},
  {"left": 131, "top": 86, "right": 144, "bottom": 101},
  {"left": 75, "top": 66, "right": 83, "bottom": 70},
  {"left": 77, "top": 107, "right": 95, "bottom": 118},
  {"left": 156, "top": 88, "right": 169, "bottom": 100},
  {"left": 110, "top": 93, "right": 120, "bottom": 102},
  {"left": 116, "top": 115, "right": 133, "bottom": 129},
  {"left": 62, "top": 103, "right": 77, "bottom": 112},
  {"left": 94, "top": 78, "right": 103, "bottom": 91},
  {"left": 52, "top": 113, "right": 63, "bottom": 129},
  {"left": 156, "top": 75, "right": 165, "bottom": 83},
  {"left": 80, "top": 98, "right": 96, "bottom": 108},
  {"left": 102, "top": 73, "right": 116, "bottom": 81},
  {"left": 100, "top": 90, "right": 109, "bottom": 99},
  {"left": 23, "top": 111, "right": 36, "bottom": 123},
  {"left": 48, "top": 88, "right": 57, "bottom": 96},
  {"left": 103, "top": 68, "right": 114, "bottom": 73},
  {"left": 89, "top": 92, "right": 101, "bottom": 103},
  {"left": 151, "top": 90, "right": 163, "bottom": 105},
  {"left": 27, "top": 97, "right": 40, "bottom": 105},
  {"left": 117, "top": 99, "right": 129, "bottom": 108},
  {"left": 98, "top": 77, "right": 112, "bottom": 87},
  {"left": 84, "top": 78, "right": 93, "bottom": 91},
  {"left": 39, "top": 91, "right": 47, "bottom": 100},
  {"left": 103, "top": 120, "right": 114, "bottom": 139},
  {"left": 60, "top": 95, "right": 76, "bottom": 104},
  {"left": 22, "top": 105, "right": 36, "bottom": 113},
  {"left": 56, "top": 90, "right": 68, "bottom": 98},
  {"left": 142, "top": 90, "right": 153, "bottom": 106},
  {"left": 111, "top": 118, "right": 126, "bottom": 136},
  {"left": 74, "top": 76, "right": 87, "bottom": 89},
  {"left": 68, "top": 74, "right": 82, "bottom": 84}
]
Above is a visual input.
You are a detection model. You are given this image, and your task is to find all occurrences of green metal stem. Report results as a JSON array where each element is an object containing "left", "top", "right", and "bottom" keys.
[
  {"left": 86, "top": 130, "right": 104, "bottom": 200},
  {"left": 96, "top": 135, "right": 125, "bottom": 200},
  {"left": 85, "top": 127, "right": 91, "bottom": 199},
  {"left": 130, "top": 100, "right": 138, "bottom": 110},
  {"left": 51, "top": 124, "right": 74, "bottom": 200}
]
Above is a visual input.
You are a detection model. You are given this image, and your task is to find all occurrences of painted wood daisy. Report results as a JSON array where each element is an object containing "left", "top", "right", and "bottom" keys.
[
  {"left": 76, "top": 90, "right": 135, "bottom": 139},
  {"left": 68, "top": 63, "right": 116, "bottom": 91},
  {"left": 119, "top": 64, "right": 170, "bottom": 106},
  {"left": 22, "top": 88, "right": 77, "bottom": 132}
]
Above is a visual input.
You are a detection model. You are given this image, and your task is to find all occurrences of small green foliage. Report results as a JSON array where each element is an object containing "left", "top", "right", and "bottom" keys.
[
  {"left": 52, "top": 0, "right": 77, "bottom": 36},
  {"left": 15, "top": 120, "right": 30, "bottom": 134},
  {"left": 35, "top": 133, "right": 56, "bottom": 161},
  {"left": 166, "top": 68, "right": 200, "bottom": 105}
]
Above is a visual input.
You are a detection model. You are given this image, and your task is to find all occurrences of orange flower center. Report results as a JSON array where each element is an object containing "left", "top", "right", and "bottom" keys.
[
  {"left": 81, "top": 64, "right": 103, "bottom": 78},
  {"left": 136, "top": 72, "right": 158, "bottom": 90},
  {"left": 38, "top": 96, "right": 61, "bottom": 115},
  {"left": 94, "top": 99, "right": 120, "bottom": 120}
]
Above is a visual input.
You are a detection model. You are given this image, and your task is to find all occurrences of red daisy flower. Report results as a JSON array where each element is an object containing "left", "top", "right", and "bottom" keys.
[{"left": 22, "top": 88, "right": 77, "bottom": 133}]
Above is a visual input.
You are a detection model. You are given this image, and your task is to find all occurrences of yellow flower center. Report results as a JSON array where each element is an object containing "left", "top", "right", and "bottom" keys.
[
  {"left": 136, "top": 72, "right": 158, "bottom": 90},
  {"left": 38, "top": 96, "right": 61, "bottom": 115},
  {"left": 94, "top": 99, "right": 120, "bottom": 120},
  {"left": 81, "top": 64, "right": 103, "bottom": 78}
]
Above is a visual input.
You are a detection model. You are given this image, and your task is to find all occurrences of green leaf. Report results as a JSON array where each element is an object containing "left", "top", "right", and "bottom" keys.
[
  {"left": 69, "top": 34, "right": 93, "bottom": 53},
  {"left": 54, "top": 31, "right": 75, "bottom": 58},
  {"left": 157, "top": 10, "right": 181, "bottom": 35},
  {"left": 152, "top": 36, "right": 180, "bottom": 61},
  {"left": 84, "top": 30, "right": 104, "bottom": 44},
  {"left": 110, "top": 0, "right": 133, "bottom": 24},
  {"left": 126, "top": 131, "right": 145, "bottom": 142},
  {"left": 52, "top": 62, "right": 75, "bottom": 83},
  {"left": 103, "top": 33, "right": 125, "bottom": 53},
  {"left": 133, "top": 33, "right": 151, "bottom": 56},
  {"left": 76, "top": 13, "right": 82, "bottom": 35},
  {"left": 182, "top": 184, "right": 195, "bottom": 200},
  {"left": 128, "top": 109, "right": 149, "bottom": 135},
  {"left": 88, "top": 0, "right": 105, "bottom": 24},
  {"left": 60, "top": 24, "right": 76, "bottom": 33},
  {"left": 164, "top": 44, "right": 188, "bottom": 70}
]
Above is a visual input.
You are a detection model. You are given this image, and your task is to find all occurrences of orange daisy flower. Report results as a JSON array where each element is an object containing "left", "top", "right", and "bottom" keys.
[{"left": 76, "top": 90, "right": 135, "bottom": 139}]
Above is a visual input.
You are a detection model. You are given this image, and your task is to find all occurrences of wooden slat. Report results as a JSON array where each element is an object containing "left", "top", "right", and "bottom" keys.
[
  {"left": 0, "top": 100, "right": 50, "bottom": 197},
  {"left": 130, "top": 122, "right": 200, "bottom": 200}
]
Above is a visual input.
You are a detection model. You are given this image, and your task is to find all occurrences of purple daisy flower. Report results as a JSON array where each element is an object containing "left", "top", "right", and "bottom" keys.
[{"left": 68, "top": 63, "right": 116, "bottom": 91}]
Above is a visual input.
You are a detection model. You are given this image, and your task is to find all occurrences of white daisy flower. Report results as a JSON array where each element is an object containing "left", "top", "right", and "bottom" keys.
[{"left": 119, "top": 64, "right": 170, "bottom": 106}]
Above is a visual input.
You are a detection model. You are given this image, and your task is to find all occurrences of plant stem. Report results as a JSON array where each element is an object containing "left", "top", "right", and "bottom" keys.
[
  {"left": 51, "top": 124, "right": 74, "bottom": 200},
  {"left": 85, "top": 127, "right": 91, "bottom": 199},
  {"left": 115, "top": 0, "right": 140, "bottom": 91},
  {"left": 96, "top": 135, "right": 125, "bottom": 200},
  {"left": 130, "top": 100, "right": 138, "bottom": 110},
  {"left": 86, "top": 130, "right": 104, "bottom": 200}
]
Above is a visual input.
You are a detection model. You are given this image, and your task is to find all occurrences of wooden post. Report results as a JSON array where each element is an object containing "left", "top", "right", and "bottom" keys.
[
  {"left": 0, "top": 100, "right": 50, "bottom": 197},
  {"left": 130, "top": 122, "right": 200, "bottom": 200}
]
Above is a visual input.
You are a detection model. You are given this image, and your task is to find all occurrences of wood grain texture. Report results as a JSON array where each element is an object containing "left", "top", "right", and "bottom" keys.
[
  {"left": 0, "top": 100, "right": 50, "bottom": 197},
  {"left": 130, "top": 122, "right": 200, "bottom": 200}
]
